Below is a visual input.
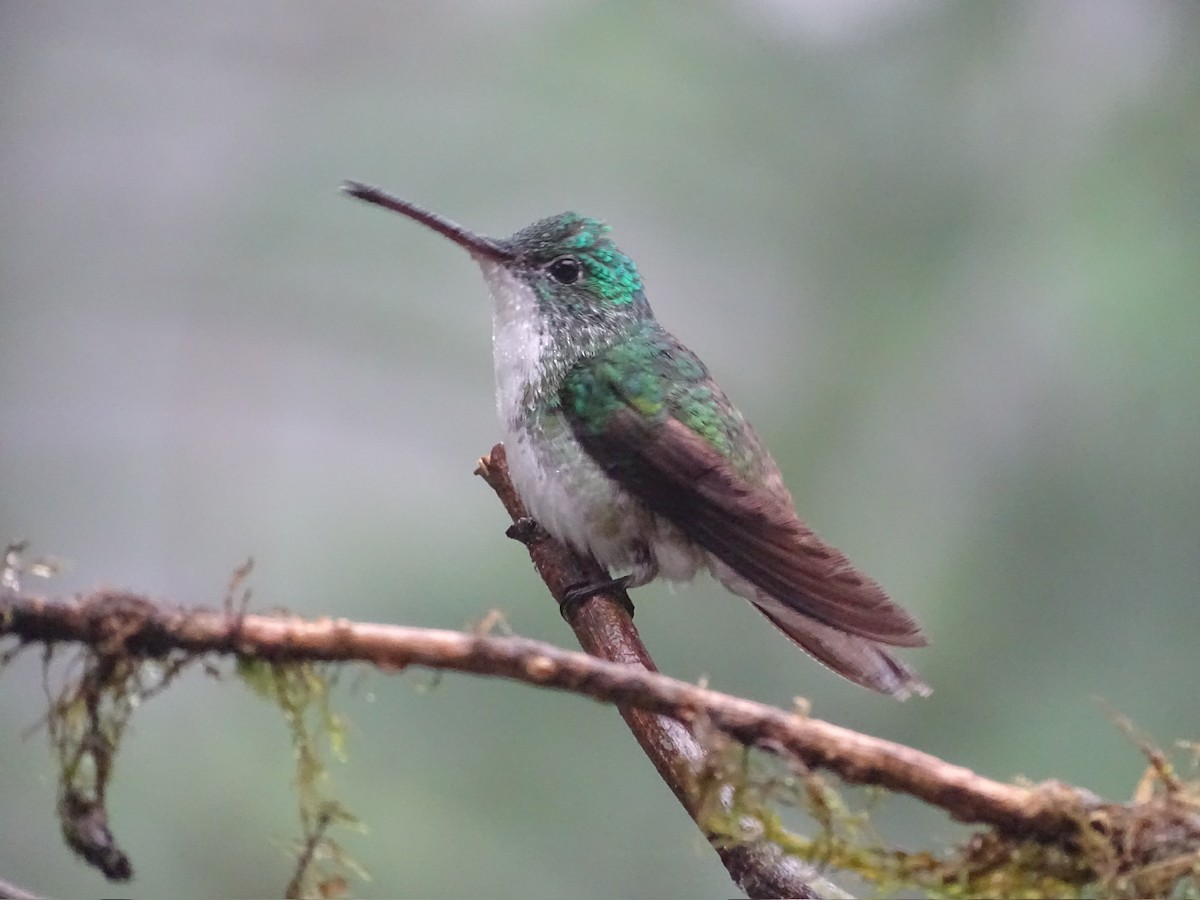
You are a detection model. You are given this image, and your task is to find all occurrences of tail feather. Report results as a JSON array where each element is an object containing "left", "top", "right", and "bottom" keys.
[
  {"left": 708, "top": 556, "right": 930, "bottom": 699},
  {"left": 752, "top": 593, "right": 930, "bottom": 699}
]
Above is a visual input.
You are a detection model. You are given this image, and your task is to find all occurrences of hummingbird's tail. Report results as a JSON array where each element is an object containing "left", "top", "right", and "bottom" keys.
[
  {"left": 751, "top": 594, "right": 930, "bottom": 699},
  {"left": 712, "top": 561, "right": 930, "bottom": 699}
]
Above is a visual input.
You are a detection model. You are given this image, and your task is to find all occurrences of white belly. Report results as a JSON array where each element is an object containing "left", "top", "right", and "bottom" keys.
[{"left": 503, "top": 420, "right": 706, "bottom": 583}]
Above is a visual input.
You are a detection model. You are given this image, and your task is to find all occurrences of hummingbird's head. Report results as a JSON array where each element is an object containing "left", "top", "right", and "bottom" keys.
[
  {"left": 342, "top": 182, "right": 651, "bottom": 326},
  {"left": 500, "top": 212, "right": 648, "bottom": 316}
]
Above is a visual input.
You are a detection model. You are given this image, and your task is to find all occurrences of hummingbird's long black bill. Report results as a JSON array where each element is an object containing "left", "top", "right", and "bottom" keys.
[{"left": 341, "top": 180, "right": 514, "bottom": 262}]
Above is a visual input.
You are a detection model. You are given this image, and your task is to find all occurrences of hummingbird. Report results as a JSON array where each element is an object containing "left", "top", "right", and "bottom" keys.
[{"left": 343, "top": 181, "right": 929, "bottom": 698}]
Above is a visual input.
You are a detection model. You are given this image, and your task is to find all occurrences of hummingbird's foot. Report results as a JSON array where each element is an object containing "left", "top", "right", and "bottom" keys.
[
  {"left": 560, "top": 575, "right": 636, "bottom": 621},
  {"left": 505, "top": 516, "right": 547, "bottom": 546}
]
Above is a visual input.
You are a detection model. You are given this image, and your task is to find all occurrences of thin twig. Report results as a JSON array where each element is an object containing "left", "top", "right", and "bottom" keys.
[{"left": 475, "top": 443, "right": 829, "bottom": 899}]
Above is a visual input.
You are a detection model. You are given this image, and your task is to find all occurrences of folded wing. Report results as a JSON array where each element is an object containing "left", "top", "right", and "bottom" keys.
[{"left": 561, "top": 347, "right": 926, "bottom": 650}]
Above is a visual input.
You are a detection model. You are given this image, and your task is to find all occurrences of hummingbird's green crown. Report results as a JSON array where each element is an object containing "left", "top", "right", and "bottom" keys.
[{"left": 506, "top": 213, "right": 646, "bottom": 310}]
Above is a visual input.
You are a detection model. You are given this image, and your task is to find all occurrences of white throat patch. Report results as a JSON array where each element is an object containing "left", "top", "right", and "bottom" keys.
[{"left": 477, "top": 259, "right": 544, "bottom": 428}]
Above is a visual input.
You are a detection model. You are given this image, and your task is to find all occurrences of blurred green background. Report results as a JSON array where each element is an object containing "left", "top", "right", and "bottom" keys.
[{"left": 2, "top": 2, "right": 1198, "bottom": 897}]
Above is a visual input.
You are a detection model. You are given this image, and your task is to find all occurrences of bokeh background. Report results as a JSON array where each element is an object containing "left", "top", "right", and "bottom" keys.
[{"left": 2, "top": 2, "right": 1198, "bottom": 897}]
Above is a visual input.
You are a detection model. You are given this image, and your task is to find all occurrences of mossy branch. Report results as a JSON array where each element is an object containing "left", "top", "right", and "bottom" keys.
[
  {"left": 0, "top": 584, "right": 1119, "bottom": 838},
  {"left": 4, "top": 587, "right": 1198, "bottom": 896},
  {"left": 2, "top": 444, "right": 1197, "bottom": 898}
]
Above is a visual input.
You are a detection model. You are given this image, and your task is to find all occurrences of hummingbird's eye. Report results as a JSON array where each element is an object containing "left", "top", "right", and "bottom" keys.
[{"left": 547, "top": 256, "right": 583, "bottom": 285}]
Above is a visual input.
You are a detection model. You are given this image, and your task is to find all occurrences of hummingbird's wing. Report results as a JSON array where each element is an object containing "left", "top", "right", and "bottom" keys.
[{"left": 560, "top": 342, "right": 926, "bottom": 650}]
